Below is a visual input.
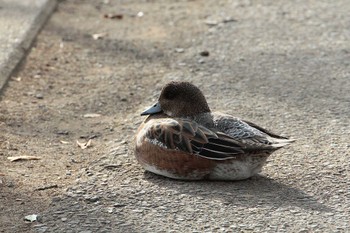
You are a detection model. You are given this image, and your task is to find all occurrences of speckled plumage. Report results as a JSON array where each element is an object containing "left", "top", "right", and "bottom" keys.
[{"left": 135, "top": 81, "right": 294, "bottom": 180}]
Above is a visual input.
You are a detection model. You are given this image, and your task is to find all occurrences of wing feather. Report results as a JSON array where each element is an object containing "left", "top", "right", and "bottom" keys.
[{"left": 147, "top": 118, "right": 245, "bottom": 160}]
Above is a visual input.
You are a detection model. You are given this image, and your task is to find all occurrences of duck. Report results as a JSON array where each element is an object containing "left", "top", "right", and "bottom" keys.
[{"left": 135, "top": 81, "right": 294, "bottom": 180}]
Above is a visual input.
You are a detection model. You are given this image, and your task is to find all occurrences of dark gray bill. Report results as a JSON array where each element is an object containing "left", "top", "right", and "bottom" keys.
[{"left": 141, "top": 102, "right": 162, "bottom": 116}]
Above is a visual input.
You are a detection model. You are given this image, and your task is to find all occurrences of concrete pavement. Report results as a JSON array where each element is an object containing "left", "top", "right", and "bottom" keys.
[
  {"left": 0, "top": 0, "right": 349, "bottom": 232},
  {"left": 0, "top": 0, "right": 56, "bottom": 92}
]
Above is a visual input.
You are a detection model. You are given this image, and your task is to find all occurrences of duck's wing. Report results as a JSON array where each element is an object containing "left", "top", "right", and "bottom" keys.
[
  {"left": 146, "top": 118, "right": 245, "bottom": 160},
  {"left": 212, "top": 114, "right": 295, "bottom": 151},
  {"left": 242, "top": 120, "right": 289, "bottom": 139}
]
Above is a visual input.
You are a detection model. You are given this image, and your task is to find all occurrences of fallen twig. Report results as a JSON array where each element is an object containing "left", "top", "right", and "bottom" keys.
[
  {"left": 104, "top": 164, "right": 121, "bottom": 169},
  {"left": 7, "top": 156, "right": 41, "bottom": 162},
  {"left": 35, "top": 184, "right": 58, "bottom": 191}
]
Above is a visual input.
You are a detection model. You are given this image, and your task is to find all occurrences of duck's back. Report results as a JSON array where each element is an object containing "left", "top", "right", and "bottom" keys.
[
  {"left": 212, "top": 112, "right": 265, "bottom": 139},
  {"left": 211, "top": 112, "right": 294, "bottom": 150}
]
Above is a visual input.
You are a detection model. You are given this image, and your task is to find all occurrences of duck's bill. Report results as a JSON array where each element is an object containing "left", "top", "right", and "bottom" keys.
[{"left": 141, "top": 102, "right": 162, "bottom": 116}]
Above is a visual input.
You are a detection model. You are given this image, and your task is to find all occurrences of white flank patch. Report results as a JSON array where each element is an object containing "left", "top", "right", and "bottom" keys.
[{"left": 209, "top": 156, "right": 268, "bottom": 180}]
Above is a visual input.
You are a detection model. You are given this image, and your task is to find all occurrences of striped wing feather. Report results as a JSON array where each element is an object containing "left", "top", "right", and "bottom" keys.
[{"left": 147, "top": 119, "right": 245, "bottom": 160}]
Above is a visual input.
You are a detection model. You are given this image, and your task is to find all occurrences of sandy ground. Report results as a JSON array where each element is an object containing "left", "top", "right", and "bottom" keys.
[{"left": 0, "top": 0, "right": 349, "bottom": 232}]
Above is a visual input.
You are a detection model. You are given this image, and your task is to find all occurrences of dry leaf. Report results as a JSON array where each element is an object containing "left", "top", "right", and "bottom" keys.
[
  {"left": 77, "top": 139, "right": 92, "bottom": 149},
  {"left": 92, "top": 33, "right": 106, "bottom": 40},
  {"left": 83, "top": 113, "right": 101, "bottom": 118},
  {"left": 7, "top": 156, "right": 41, "bottom": 162}
]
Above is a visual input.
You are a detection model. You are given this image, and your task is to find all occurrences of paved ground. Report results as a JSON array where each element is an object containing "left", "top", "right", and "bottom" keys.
[{"left": 0, "top": 0, "right": 349, "bottom": 232}]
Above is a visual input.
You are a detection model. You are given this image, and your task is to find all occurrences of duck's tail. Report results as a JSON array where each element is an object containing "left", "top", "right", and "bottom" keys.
[{"left": 270, "top": 137, "right": 296, "bottom": 148}]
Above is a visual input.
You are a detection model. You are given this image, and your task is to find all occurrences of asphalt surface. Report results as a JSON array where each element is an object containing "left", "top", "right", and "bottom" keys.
[{"left": 1, "top": 0, "right": 350, "bottom": 232}]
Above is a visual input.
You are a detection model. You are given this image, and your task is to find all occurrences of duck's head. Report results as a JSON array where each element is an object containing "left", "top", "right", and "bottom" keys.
[{"left": 141, "top": 81, "right": 210, "bottom": 117}]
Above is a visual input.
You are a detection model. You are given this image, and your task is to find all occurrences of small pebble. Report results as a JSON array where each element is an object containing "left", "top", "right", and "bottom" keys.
[
  {"left": 199, "top": 51, "right": 210, "bottom": 56},
  {"left": 35, "top": 93, "right": 44, "bottom": 99},
  {"left": 85, "top": 196, "right": 100, "bottom": 203},
  {"left": 175, "top": 48, "right": 185, "bottom": 53}
]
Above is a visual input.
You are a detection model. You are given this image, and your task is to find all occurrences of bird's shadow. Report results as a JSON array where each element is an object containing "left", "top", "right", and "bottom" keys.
[{"left": 143, "top": 172, "right": 333, "bottom": 213}]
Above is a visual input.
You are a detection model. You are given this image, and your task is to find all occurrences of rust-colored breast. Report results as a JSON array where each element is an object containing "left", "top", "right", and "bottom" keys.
[{"left": 135, "top": 137, "right": 216, "bottom": 179}]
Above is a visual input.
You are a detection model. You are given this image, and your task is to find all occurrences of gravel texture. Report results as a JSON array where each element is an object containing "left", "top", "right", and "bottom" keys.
[{"left": 0, "top": 0, "right": 349, "bottom": 232}]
